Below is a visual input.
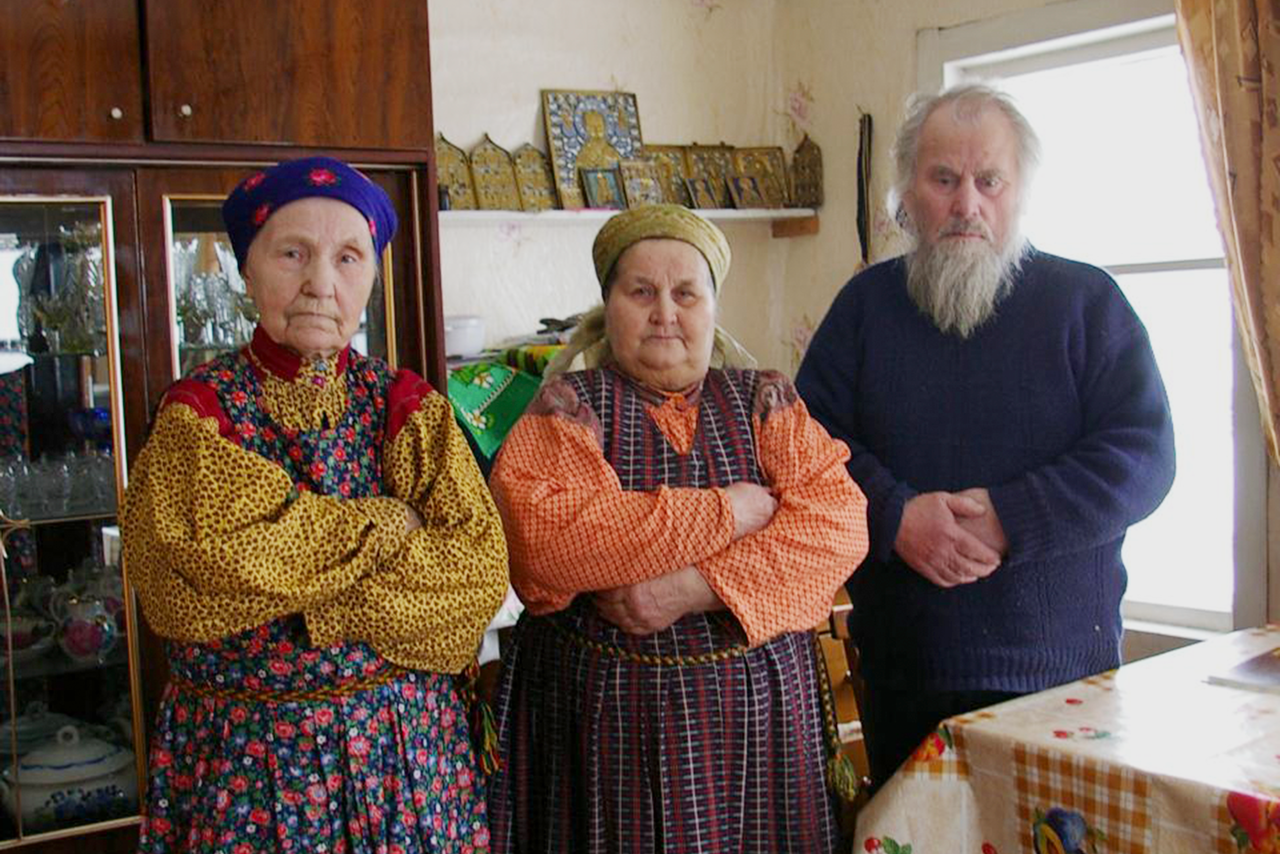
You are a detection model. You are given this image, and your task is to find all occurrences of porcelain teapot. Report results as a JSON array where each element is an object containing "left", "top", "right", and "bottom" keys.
[
  {"left": 53, "top": 594, "right": 118, "bottom": 664},
  {"left": 0, "top": 725, "right": 137, "bottom": 832}
]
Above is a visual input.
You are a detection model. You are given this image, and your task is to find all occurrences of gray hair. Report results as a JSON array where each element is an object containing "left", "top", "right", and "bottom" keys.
[{"left": 888, "top": 83, "right": 1042, "bottom": 229}]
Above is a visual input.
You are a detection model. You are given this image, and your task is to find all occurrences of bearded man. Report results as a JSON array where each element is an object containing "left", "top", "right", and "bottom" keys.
[{"left": 796, "top": 84, "right": 1175, "bottom": 791}]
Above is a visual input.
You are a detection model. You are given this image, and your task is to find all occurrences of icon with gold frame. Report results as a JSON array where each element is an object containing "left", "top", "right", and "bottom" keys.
[
  {"left": 434, "top": 134, "right": 477, "bottom": 210},
  {"left": 542, "top": 89, "right": 644, "bottom": 210},
  {"left": 619, "top": 160, "right": 664, "bottom": 208},
  {"left": 728, "top": 175, "right": 767, "bottom": 209},
  {"left": 470, "top": 134, "right": 521, "bottom": 211},
  {"left": 684, "top": 177, "right": 721, "bottom": 210},
  {"left": 684, "top": 144, "right": 736, "bottom": 208},
  {"left": 512, "top": 144, "right": 558, "bottom": 212},
  {"left": 640, "top": 144, "right": 691, "bottom": 206},
  {"left": 580, "top": 166, "right": 626, "bottom": 210},
  {"left": 790, "top": 134, "right": 824, "bottom": 208},
  {"left": 732, "top": 147, "right": 789, "bottom": 208}
]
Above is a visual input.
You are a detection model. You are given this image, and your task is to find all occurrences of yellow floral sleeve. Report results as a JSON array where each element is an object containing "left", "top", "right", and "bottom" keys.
[
  {"left": 122, "top": 402, "right": 409, "bottom": 642},
  {"left": 306, "top": 393, "right": 509, "bottom": 672}
]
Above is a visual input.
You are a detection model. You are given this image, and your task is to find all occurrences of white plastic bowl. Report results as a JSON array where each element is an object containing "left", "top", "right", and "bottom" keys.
[{"left": 444, "top": 315, "right": 485, "bottom": 357}]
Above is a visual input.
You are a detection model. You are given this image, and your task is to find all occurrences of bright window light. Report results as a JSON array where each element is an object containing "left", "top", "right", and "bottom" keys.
[
  {"left": 957, "top": 34, "right": 1248, "bottom": 627},
  {"left": 1004, "top": 46, "right": 1221, "bottom": 265}
]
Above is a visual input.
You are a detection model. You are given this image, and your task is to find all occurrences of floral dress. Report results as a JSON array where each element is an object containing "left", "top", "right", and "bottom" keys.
[{"left": 124, "top": 329, "right": 507, "bottom": 854}]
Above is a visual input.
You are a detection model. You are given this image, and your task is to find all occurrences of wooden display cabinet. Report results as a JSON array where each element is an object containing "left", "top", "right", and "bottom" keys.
[{"left": 0, "top": 1, "right": 443, "bottom": 850}]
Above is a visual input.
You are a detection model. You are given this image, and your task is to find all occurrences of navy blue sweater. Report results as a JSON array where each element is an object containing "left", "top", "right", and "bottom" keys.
[{"left": 796, "top": 250, "right": 1175, "bottom": 693}]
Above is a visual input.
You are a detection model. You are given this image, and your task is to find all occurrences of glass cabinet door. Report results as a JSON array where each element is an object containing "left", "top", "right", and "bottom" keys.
[
  {"left": 163, "top": 196, "right": 394, "bottom": 378},
  {"left": 0, "top": 198, "right": 136, "bottom": 841}
]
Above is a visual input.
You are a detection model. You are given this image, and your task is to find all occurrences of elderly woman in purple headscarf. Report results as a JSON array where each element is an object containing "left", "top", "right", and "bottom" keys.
[{"left": 122, "top": 156, "right": 507, "bottom": 853}]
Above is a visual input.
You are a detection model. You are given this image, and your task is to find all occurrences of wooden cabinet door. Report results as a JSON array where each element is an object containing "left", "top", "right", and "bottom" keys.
[
  {"left": 144, "top": 0, "right": 433, "bottom": 149},
  {"left": 0, "top": 0, "right": 145, "bottom": 142}
]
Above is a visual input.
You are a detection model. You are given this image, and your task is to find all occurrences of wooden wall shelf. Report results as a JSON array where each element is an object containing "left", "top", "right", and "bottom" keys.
[{"left": 440, "top": 208, "right": 819, "bottom": 237}]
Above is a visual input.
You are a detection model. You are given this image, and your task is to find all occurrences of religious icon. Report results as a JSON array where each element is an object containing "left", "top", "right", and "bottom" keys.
[
  {"left": 641, "top": 144, "right": 692, "bottom": 206},
  {"left": 580, "top": 167, "right": 626, "bottom": 210},
  {"left": 619, "top": 160, "right": 665, "bottom": 208},
  {"left": 512, "top": 144, "right": 558, "bottom": 212},
  {"left": 728, "top": 175, "right": 766, "bottom": 209},
  {"left": 732, "top": 147, "right": 789, "bottom": 208},
  {"left": 470, "top": 134, "right": 521, "bottom": 211},
  {"left": 684, "top": 177, "right": 721, "bottom": 210},
  {"left": 434, "top": 134, "right": 476, "bottom": 210},
  {"left": 542, "top": 90, "right": 644, "bottom": 210},
  {"left": 684, "top": 143, "right": 735, "bottom": 208},
  {"left": 791, "top": 134, "right": 824, "bottom": 208}
]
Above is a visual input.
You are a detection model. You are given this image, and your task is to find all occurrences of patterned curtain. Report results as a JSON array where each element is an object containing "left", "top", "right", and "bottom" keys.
[{"left": 1175, "top": 0, "right": 1280, "bottom": 462}]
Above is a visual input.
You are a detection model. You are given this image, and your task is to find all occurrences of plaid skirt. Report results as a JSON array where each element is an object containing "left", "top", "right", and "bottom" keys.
[{"left": 486, "top": 600, "right": 839, "bottom": 853}]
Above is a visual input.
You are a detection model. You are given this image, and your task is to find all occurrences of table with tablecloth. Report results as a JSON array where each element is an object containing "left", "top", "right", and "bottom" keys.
[{"left": 854, "top": 625, "right": 1280, "bottom": 854}]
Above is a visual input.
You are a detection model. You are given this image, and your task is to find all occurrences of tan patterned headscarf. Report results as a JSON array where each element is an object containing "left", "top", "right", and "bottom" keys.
[
  {"left": 546, "top": 205, "right": 753, "bottom": 379},
  {"left": 592, "top": 204, "right": 731, "bottom": 292}
]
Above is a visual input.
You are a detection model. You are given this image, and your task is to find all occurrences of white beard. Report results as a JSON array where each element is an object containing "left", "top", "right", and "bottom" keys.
[{"left": 905, "top": 220, "right": 1028, "bottom": 338}]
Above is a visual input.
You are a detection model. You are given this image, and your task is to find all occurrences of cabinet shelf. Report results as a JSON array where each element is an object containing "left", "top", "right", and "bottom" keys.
[
  {"left": 4, "top": 508, "right": 116, "bottom": 528},
  {"left": 4, "top": 644, "right": 127, "bottom": 682},
  {"left": 440, "top": 207, "right": 820, "bottom": 237}
]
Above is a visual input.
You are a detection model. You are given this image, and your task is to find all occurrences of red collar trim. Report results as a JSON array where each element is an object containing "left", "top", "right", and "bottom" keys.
[{"left": 247, "top": 326, "right": 350, "bottom": 380}]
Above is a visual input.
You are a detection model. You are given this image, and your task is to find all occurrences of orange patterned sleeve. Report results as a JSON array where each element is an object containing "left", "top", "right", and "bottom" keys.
[
  {"left": 489, "top": 379, "right": 736, "bottom": 614},
  {"left": 697, "top": 376, "right": 869, "bottom": 645}
]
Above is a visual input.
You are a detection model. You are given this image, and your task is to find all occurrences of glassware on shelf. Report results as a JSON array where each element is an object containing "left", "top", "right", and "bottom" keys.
[
  {"left": 0, "top": 193, "right": 139, "bottom": 844},
  {"left": 0, "top": 459, "right": 19, "bottom": 519},
  {"left": 0, "top": 457, "right": 29, "bottom": 520},
  {"left": 173, "top": 232, "right": 254, "bottom": 350},
  {"left": 40, "top": 456, "right": 71, "bottom": 518},
  {"left": 177, "top": 270, "right": 257, "bottom": 348},
  {"left": 0, "top": 449, "right": 115, "bottom": 521},
  {"left": 17, "top": 223, "right": 108, "bottom": 356}
]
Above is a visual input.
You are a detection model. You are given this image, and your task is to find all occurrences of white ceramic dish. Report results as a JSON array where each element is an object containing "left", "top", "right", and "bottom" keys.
[
  {"left": 0, "top": 726, "right": 137, "bottom": 832},
  {"left": 444, "top": 315, "right": 485, "bottom": 357}
]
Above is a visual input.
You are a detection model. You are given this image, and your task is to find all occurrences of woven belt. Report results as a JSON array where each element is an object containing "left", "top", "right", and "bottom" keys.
[
  {"left": 169, "top": 665, "right": 407, "bottom": 703},
  {"left": 548, "top": 615, "right": 753, "bottom": 667}
]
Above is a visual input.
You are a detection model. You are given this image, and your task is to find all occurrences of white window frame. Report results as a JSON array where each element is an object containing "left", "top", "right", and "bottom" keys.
[{"left": 915, "top": 0, "right": 1267, "bottom": 638}]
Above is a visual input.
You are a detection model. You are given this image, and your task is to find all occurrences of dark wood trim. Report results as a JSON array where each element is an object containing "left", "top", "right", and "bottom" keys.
[
  {"left": 0, "top": 140, "right": 431, "bottom": 166},
  {"left": 413, "top": 1, "right": 446, "bottom": 390},
  {"left": 418, "top": 158, "right": 447, "bottom": 390}
]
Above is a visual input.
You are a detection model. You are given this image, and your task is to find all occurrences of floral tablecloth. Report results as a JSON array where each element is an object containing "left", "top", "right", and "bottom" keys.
[{"left": 854, "top": 625, "right": 1280, "bottom": 854}]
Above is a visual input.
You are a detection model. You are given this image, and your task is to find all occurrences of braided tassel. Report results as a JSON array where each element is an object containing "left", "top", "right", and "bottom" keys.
[
  {"left": 474, "top": 696, "right": 500, "bottom": 776},
  {"left": 459, "top": 660, "right": 502, "bottom": 777},
  {"left": 812, "top": 633, "right": 863, "bottom": 803},
  {"left": 827, "top": 750, "right": 861, "bottom": 803}
]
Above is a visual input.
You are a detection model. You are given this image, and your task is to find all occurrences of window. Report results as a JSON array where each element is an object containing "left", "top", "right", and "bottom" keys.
[{"left": 919, "top": 0, "right": 1265, "bottom": 633}]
